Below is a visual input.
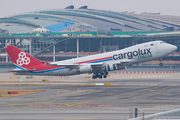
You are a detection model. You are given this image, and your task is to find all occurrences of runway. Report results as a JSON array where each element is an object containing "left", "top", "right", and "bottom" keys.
[{"left": 0, "top": 72, "right": 180, "bottom": 120}]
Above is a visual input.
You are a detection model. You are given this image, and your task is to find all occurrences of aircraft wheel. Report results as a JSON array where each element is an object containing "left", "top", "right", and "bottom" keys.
[
  {"left": 99, "top": 75, "right": 102, "bottom": 79},
  {"left": 92, "top": 76, "right": 97, "bottom": 79},
  {"left": 103, "top": 75, "right": 107, "bottom": 78},
  {"left": 105, "top": 72, "right": 108, "bottom": 75},
  {"left": 159, "top": 63, "right": 163, "bottom": 66}
]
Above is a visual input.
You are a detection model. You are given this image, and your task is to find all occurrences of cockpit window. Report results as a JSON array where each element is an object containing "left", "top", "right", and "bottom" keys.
[{"left": 160, "top": 42, "right": 165, "bottom": 44}]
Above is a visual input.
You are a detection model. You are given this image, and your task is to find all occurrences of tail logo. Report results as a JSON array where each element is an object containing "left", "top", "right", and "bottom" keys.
[{"left": 16, "top": 52, "right": 30, "bottom": 66}]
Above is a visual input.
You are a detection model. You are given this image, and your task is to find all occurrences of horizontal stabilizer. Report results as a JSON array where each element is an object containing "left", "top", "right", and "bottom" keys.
[{"left": 10, "top": 69, "right": 36, "bottom": 72}]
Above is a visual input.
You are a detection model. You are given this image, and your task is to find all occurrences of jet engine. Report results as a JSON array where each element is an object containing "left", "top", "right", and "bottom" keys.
[
  {"left": 105, "top": 64, "right": 117, "bottom": 71},
  {"left": 105, "top": 64, "right": 126, "bottom": 71},
  {"left": 79, "top": 65, "right": 92, "bottom": 73}
]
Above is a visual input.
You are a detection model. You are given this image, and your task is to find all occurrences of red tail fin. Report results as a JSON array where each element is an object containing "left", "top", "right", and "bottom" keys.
[{"left": 4, "top": 45, "right": 43, "bottom": 69}]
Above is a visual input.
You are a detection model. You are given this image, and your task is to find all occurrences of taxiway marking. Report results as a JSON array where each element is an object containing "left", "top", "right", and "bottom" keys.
[
  {"left": 113, "top": 86, "right": 174, "bottom": 99},
  {"left": 66, "top": 100, "right": 92, "bottom": 107},
  {"left": 39, "top": 90, "right": 86, "bottom": 99},
  {"left": 54, "top": 118, "right": 93, "bottom": 120}
]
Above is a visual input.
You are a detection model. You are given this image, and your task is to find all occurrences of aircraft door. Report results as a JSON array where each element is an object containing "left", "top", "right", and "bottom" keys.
[{"left": 154, "top": 43, "right": 161, "bottom": 54}]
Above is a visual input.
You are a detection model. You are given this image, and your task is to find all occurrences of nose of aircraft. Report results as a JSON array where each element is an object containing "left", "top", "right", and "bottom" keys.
[{"left": 169, "top": 44, "right": 177, "bottom": 53}]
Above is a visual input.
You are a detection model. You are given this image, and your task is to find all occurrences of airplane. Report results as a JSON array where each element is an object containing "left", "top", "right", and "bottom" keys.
[{"left": 4, "top": 40, "right": 177, "bottom": 79}]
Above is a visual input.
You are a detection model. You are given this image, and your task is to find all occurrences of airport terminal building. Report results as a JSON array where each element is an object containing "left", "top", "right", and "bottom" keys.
[{"left": 0, "top": 5, "right": 180, "bottom": 63}]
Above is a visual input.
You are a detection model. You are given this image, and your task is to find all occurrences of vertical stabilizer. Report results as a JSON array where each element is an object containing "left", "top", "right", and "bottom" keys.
[{"left": 4, "top": 45, "right": 43, "bottom": 69}]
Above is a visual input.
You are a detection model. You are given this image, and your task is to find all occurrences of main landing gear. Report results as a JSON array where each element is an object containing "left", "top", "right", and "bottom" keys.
[{"left": 92, "top": 71, "right": 108, "bottom": 79}]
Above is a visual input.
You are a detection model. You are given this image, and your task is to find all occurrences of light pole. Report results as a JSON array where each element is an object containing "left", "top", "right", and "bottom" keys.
[{"left": 138, "top": 108, "right": 144, "bottom": 120}]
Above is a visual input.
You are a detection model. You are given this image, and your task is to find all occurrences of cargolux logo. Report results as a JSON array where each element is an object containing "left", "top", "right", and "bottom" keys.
[
  {"left": 113, "top": 48, "right": 152, "bottom": 60},
  {"left": 16, "top": 52, "right": 30, "bottom": 66}
]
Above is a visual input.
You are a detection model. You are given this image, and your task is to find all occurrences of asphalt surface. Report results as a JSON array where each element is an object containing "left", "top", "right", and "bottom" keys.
[{"left": 0, "top": 72, "right": 180, "bottom": 120}]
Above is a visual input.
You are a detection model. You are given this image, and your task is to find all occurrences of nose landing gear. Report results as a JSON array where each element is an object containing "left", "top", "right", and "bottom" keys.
[
  {"left": 159, "top": 63, "right": 163, "bottom": 66},
  {"left": 159, "top": 59, "right": 163, "bottom": 66}
]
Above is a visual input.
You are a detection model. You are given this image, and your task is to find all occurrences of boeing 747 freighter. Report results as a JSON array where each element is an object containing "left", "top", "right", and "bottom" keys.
[{"left": 4, "top": 40, "right": 177, "bottom": 79}]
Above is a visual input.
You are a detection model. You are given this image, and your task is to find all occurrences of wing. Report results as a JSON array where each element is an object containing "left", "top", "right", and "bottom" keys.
[
  {"left": 103, "top": 59, "right": 136, "bottom": 66},
  {"left": 10, "top": 69, "right": 36, "bottom": 72},
  {"left": 91, "top": 63, "right": 104, "bottom": 72},
  {"left": 50, "top": 59, "right": 136, "bottom": 73},
  {"left": 50, "top": 64, "right": 79, "bottom": 69},
  {"left": 90, "top": 59, "right": 135, "bottom": 72},
  {"left": 50, "top": 63, "right": 104, "bottom": 72}
]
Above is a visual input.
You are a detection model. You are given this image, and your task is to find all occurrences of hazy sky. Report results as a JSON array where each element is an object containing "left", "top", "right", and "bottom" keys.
[{"left": 0, "top": 0, "right": 180, "bottom": 18}]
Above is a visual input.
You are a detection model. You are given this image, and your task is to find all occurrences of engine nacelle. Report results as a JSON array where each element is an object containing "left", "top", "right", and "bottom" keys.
[
  {"left": 105, "top": 64, "right": 126, "bottom": 71},
  {"left": 105, "top": 64, "right": 117, "bottom": 71},
  {"left": 79, "top": 65, "right": 92, "bottom": 73}
]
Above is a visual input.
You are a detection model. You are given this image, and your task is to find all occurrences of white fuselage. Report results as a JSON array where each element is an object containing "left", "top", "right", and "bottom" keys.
[{"left": 14, "top": 41, "right": 177, "bottom": 76}]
